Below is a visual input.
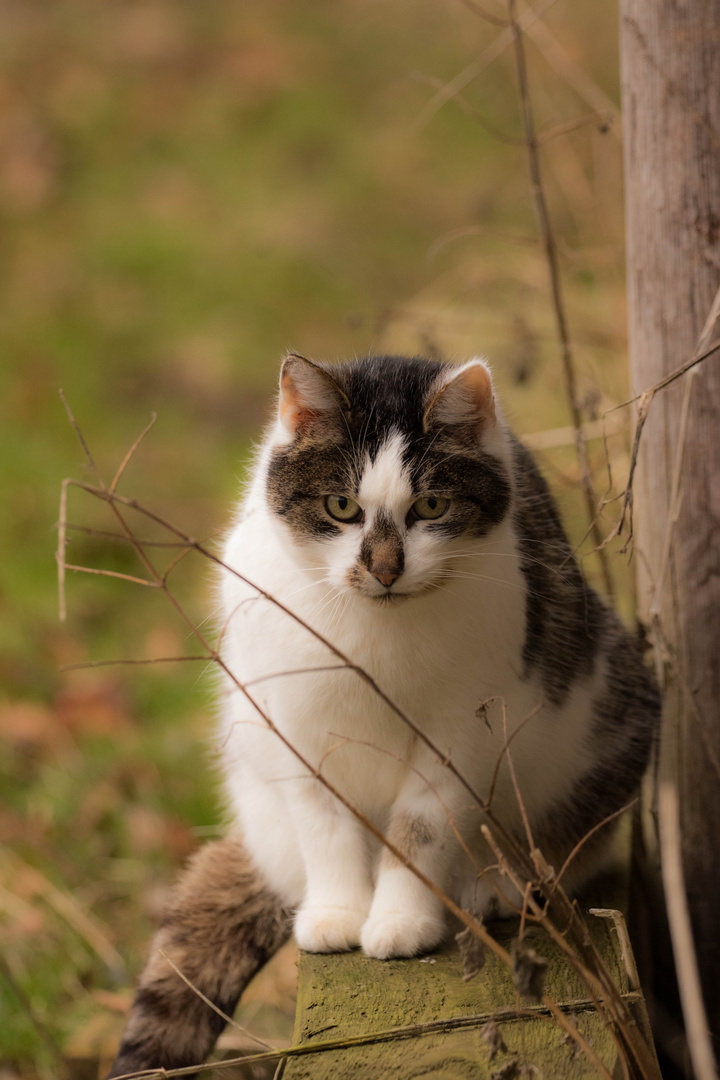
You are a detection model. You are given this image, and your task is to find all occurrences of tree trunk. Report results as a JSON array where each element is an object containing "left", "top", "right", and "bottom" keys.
[{"left": 620, "top": 0, "right": 720, "bottom": 1053}]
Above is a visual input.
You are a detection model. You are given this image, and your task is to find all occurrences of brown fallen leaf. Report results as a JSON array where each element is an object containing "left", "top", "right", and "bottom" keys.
[
  {"left": 55, "top": 678, "right": 132, "bottom": 736},
  {"left": 0, "top": 701, "right": 70, "bottom": 753},
  {"left": 481, "top": 1019, "right": 508, "bottom": 1061},
  {"left": 512, "top": 940, "right": 548, "bottom": 1003},
  {"left": 455, "top": 923, "right": 486, "bottom": 981}
]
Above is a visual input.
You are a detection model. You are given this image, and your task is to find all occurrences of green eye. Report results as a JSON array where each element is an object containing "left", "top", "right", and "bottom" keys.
[
  {"left": 325, "top": 495, "right": 362, "bottom": 522},
  {"left": 412, "top": 496, "right": 449, "bottom": 520}
]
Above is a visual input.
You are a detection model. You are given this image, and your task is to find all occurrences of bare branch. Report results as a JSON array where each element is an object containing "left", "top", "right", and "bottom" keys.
[
  {"left": 157, "top": 949, "right": 273, "bottom": 1052},
  {"left": 59, "top": 656, "right": 211, "bottom": 671},
  {"left": 506, "top": 0, "right": 613, "bottom": 596},
  {"left": 59, "top": 388, "right": 105, "bottom": 487},
  {"left": 412, "top": 0, "right": 561, "bottom": 133},
  {"left": 65, "top": 523, "right": 195, "bottom": 548},
  {"left": 605, "top": 338, "right": 720, "bottom": 418},
  {"left": 111, "top": 413, "right": 157, "bottom": 492},
  {"left": 57, "top": 477, "right": 70, "bottom": 623},
  {"left": 104, "top": 990, "right": 646, "bottom": 1080},
  {"left": 552, "top": 800, "right": 637, "bottom": 891},
  {"left": 454, "top": 0, "right": 509, "bottom": 29},
  {"left": 63, "top": 563, "right": 159, "bottom": 588},
  {"left": 59, "top": 412, "right": 660, "bottom": 1080},
  {"left": 659, "top": 784, "right": 720, "bottom": 1080},
  {"left": 516, "top": 0, "right": 621, "bottom": 136}
]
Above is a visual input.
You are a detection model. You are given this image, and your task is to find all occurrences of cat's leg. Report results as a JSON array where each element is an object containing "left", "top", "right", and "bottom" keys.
[
  {"left": 360, "top": 766, "right": 465, "bottom": 960},
  {"left": 106, "top": 834, "right": 291, "bottom": 1079},
  {"left": 291, "top": 780, "right": 374, "bottom": 953}
]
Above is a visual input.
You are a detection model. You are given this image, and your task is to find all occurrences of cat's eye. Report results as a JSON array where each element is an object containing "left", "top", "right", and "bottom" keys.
[
  {"left": 324, "top": 495, "right": 362, "bottom": 522},
  {"left": 411, "top": 496, "right": 449, "bottom": 520}
]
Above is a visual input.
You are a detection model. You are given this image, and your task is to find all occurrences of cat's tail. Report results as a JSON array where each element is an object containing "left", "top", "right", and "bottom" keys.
[{"left": 106, "top": 833, "right": 292, "bottom": 1079}]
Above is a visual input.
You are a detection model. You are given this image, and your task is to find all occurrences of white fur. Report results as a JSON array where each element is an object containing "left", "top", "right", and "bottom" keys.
[{"left": 216, "top": 384, "right": 599, "bottom": 958}]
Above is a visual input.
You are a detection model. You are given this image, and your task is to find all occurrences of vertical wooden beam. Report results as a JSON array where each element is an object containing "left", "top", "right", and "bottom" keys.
[{"left": 620, "top": 0, "right": 720, "bottom": 1044}]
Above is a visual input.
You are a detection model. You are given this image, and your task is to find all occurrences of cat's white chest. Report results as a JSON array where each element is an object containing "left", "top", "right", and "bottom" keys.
[{"left": 218, "top": 501, "right": 528, "bottom": 805}]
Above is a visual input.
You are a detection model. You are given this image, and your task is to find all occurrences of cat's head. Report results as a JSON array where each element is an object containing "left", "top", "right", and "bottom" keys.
[{"left": 265, "top": 354, "right": 513, "bottom": 601}]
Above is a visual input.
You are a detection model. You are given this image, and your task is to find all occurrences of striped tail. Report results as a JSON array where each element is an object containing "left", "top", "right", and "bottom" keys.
[{"left": 106, "top": 834, "right": 292, "bottom": 1078}]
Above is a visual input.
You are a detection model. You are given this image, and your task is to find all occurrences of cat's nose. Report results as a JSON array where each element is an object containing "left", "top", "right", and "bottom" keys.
[{"left": 372, "top": 569, "right": 400, "bottom": 588}]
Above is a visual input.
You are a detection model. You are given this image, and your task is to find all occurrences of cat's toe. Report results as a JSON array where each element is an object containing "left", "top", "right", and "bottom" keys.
[
  {"left": 294, "top": 905, "right": 366, "bottom": 953},
  {"left": 360, "top": 911, "right": 446, "bottom": 959}
]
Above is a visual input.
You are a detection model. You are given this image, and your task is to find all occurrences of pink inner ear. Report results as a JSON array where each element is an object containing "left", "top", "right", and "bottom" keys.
[
  {"left": 279, "top": 371, "right": 319, "bottom": 432},
  {"left": 461, "top": 363, "right": 495, "bottom": 422},
  {"left": 425, "top": 362, "right": 496, "bottom": 432}
]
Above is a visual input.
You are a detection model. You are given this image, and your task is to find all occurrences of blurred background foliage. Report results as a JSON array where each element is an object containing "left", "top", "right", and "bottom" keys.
[{"left": 0, "top": 0, "right": 631, "bottom": 1076}]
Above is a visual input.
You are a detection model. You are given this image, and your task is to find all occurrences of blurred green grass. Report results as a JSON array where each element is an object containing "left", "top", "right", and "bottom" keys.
[{"left": 0, "top": 1, "right": 631, "bottom": 1076}]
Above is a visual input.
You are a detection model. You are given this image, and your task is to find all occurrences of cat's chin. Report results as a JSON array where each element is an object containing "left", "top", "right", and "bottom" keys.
[
  {"left": 370, "top": 592, "right": 413, "bottom": 605},
  {"left": 358, "top": 585, "right": 432, "bottom": 605}
]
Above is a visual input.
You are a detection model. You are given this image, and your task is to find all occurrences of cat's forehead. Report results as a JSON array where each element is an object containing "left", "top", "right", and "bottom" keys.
[
  {"left": 357, "top": 432, "right": 413, "bottom": 507},
  {"left": 333, "top": 355, "right": 448, "bottom": 450}
]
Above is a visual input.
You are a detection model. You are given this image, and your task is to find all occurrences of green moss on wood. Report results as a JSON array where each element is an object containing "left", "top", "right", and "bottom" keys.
[{"left": 282, "top": 912, "right": 660, "bottom": 1080}]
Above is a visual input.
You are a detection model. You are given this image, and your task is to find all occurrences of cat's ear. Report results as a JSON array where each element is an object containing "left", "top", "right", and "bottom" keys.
[
  {"left": 278, "top": 354, "right": 349, "bottom": 436},
  {"left": 423, "top": 359, "right": 496, "bottom": 437}
]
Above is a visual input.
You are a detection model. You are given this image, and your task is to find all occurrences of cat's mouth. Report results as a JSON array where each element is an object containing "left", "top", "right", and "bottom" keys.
[{"left": 370, "top": 591, "right": 413, "bottom": 605}]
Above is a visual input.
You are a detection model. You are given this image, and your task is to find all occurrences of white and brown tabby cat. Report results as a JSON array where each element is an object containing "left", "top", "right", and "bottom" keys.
[{"left": 107, "top": 354, "right": 659, "bottom": 1077}]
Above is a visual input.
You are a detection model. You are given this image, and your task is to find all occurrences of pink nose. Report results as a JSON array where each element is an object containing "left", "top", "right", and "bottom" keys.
[{"left": 373, "top": 570, "right": 400, "bottom": 588}]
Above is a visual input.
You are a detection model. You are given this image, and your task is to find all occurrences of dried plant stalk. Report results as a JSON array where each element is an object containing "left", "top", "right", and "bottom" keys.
[{"left": 56, "top": 405, "right": 661, "bottom": 1079}]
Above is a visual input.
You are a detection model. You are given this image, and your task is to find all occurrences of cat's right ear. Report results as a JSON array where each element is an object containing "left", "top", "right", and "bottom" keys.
[
  {"left": 423, "top": 359, "right": 496, "bottom": 438},
  {"left": 278, "top": 354, "right": 349, "bottom": 437}
]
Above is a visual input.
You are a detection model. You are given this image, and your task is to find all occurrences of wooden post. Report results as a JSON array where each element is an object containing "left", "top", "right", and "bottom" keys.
[{"left": 620, "top": 0, "right": 720, "bottom": 1046}]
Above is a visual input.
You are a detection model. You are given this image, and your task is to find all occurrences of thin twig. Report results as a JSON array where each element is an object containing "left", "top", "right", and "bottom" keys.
[
  {"left": 57, "top": 477, "right": 70, "bottom": 622},
  {"left": 500, "top": 701, "right": 536, "bottom": 853},
  {"left": 552, "top": 800, "right": 636, "bottom": 891},
  {"left": 412, "top": 72, "right": 525, "bottom": 144},
  {"left": 59, "top": 412, "right": 659, "bottom": 1079},
  {"left": 60, "top": 489, "right": 516, "bottom": 973},
  {"left": 507, "top": 0, "right": 612, "bottom": 596},
  {"left": 62, "top": 478, "right": 498, "bottom": 819},
  {"left": 480, "top": 825, "right": 657, "bottom": 1080},
  {"left": 106, "top": 992, "right": 645, "bottom": 1080},
  {"left": 111, "top": 413, "right": 157, "bottom": 492},
  {"left": 412, "top": 0, "right": 561, "bottom": 133},
  {"left": 582, "top": 283, "right": 720, "bottom": 560},
  {"left": 158, "top": 949, "right": 273, "bottom": 1052},
  {"left": 659, "top": 784, "right": 719, "bottom": 1080},
  {"left": 63, "top": 563, "right": 159, "bottom": 588},
  {"left": 485, "top": 699, "right": 544, "bottom": 810},
  {"left": 325, "top": 730, "right": 484, "bottom": 874},
  {"left": 61, "top": 472, "right": 648, "bottom": 1075},
  {"left": 455, "top": 0, "right": 509, "bottom": 29},
  {"left": 605, "top": 339, "right": 720, "bottom": 417},
  {"left": 59, "top": 656, "right": 211, "bottom": 671},
  {"left": 649, "top": 370, "right": 697, "bottom": 622},
  {"left": 515, "top": 0, "right": 621, "bottom": 136},
  {"left": 59, "top": 388, "right": 104, "bottom": 486},
  {"left": 66, "top": 523, "right": 195, "bottom": 548}
]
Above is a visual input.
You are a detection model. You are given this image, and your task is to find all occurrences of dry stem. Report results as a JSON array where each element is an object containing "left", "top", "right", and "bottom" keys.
[
  {"left": 57, "top": 405, "right": 659, "bottom": 1079},
  {"left": 506, "top": 0, "right": 612, "bottom": 597},
  {"left": 658, "top": 785, "right": 719, "bottom": 1080}
]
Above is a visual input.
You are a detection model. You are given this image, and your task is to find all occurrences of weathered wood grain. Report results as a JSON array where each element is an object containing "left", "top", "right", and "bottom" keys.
[{"left": 620, "top": 0, "right": 720, "bottom": 1042}]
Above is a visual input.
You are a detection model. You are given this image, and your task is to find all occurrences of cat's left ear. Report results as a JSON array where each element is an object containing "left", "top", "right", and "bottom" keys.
[
  {"left": 423, "top": 359, "right": 496, "bottom": 437},
  {"left": 278, "top": 353, "right": 350, "bottom": 436}
]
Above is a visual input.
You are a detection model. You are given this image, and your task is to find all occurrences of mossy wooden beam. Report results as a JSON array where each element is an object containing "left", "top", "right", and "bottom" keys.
[{"left": 281, "top": 910, "right": 661, "bottom": 1079}]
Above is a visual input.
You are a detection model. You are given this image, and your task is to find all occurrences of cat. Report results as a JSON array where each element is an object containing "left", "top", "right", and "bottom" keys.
[{"left": 107, "top": 353, "right": 659, "bottom": 1077}]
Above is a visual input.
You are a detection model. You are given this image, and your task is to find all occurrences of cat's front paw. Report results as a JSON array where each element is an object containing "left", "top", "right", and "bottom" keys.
[
  {"left": 294, "top": 904, "right": 367, "bottom": 953},
  {"left": 360, "top": 911, "right": 446, "bottom": 959}
]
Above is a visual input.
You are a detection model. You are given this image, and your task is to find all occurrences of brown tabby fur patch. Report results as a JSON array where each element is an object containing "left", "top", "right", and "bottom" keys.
[
  {"left": 383, "top": 812, "right": 436, "bottom": 869},
  {"left": 106, "top": 834, "right": 291, "bottom": 1079}
]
